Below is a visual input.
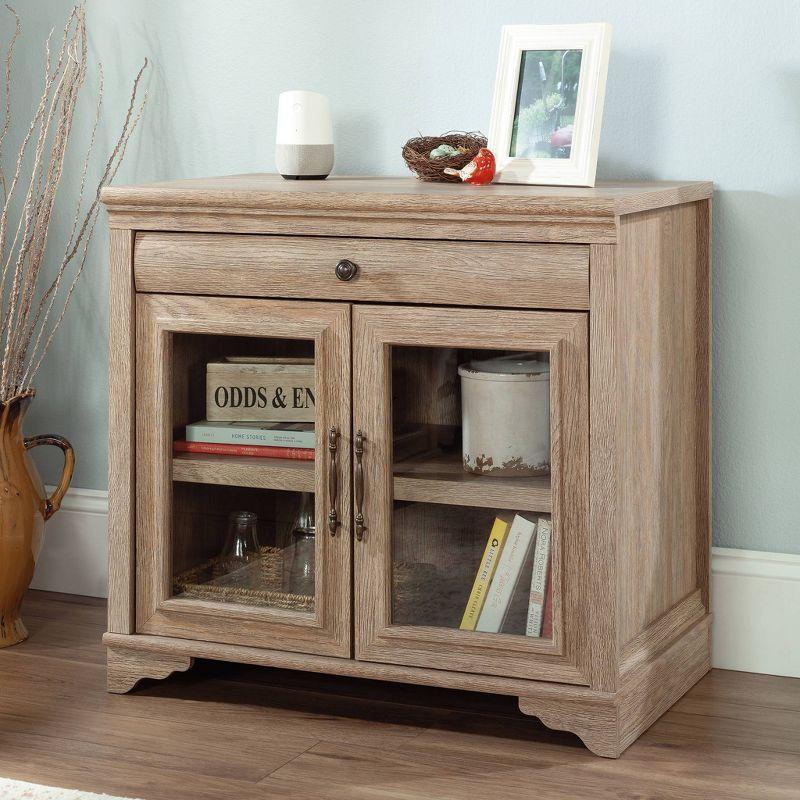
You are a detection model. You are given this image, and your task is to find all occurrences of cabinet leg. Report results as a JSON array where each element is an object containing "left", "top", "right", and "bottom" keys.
[
  {"left": 519, "top": 696, "right": 622, "bottom": 758},
  {"left": 107, "top": 644, "right": 194, "bottom": 694}
]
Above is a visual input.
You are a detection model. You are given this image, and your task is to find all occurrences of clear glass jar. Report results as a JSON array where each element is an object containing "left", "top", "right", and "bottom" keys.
[
  {"left": 220, "top": 510, "right": 260, "bottom": 572},
  {"left": 285, "top": 492, "right": 315, "bottom": 596}
]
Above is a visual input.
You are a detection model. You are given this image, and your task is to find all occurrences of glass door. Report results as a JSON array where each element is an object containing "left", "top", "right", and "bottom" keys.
[
  {"left": 135, "top": 294, "right": 351, "bottom": 657},
  {"left": 353, "top": 305, "right": 589, "bottom": 683}
]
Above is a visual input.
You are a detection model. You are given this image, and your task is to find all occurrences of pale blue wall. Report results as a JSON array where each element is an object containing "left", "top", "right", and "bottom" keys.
[{"left": 6, "top": 1, "right": 800, "bottom": 553}]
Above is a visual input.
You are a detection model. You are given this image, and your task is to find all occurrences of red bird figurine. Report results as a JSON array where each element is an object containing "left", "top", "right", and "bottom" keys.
[{"left": 444, "top": 147, "right": 496, "bottom": 185}]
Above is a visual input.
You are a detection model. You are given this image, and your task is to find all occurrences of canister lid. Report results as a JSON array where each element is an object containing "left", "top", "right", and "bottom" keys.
[{"left": 458, "top": 354, "right": 550, "bottom": 382}]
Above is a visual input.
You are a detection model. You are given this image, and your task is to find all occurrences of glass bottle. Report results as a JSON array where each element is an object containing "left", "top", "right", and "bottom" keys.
[
  {"left": 286, "top": 492, "right": 315, "bottom": 596},
  {"left": 220, "top": 510, "right": 260, "bottom": 574}
]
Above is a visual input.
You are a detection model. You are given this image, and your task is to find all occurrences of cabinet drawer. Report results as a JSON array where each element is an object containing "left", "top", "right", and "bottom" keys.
[{"left": 134, "top": 232, "right": 589, "bottom": 310}]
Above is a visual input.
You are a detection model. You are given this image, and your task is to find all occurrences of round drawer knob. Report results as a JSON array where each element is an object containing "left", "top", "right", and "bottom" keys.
[{"left": 335, "top": 259, "right": 358, "bottom": 281}]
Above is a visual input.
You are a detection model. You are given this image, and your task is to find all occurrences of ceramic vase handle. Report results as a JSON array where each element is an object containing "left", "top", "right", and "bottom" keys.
[{"left": 24, "top": 434, "right": 75, "bottom": 520}]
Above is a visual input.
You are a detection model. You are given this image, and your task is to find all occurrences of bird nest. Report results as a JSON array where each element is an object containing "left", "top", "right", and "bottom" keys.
[{"left": 402, "top": 131, "right": 487, "bottom": 183}]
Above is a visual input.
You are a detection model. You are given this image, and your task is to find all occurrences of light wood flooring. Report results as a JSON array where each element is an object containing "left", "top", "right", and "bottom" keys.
[{"left": 0, "top": 591, "right": 798, "bottom": 799}]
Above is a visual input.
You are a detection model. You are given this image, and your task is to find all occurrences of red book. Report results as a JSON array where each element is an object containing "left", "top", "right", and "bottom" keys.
[
  {"left": 173, "top": 440, "right": 314, "bottom": 461},
  {"left": 541, "top": 562, "right": 553, "bottom": 639}
]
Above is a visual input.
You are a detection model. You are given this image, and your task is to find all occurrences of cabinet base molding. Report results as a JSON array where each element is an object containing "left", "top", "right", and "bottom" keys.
[
  {"left": 104, "top": 614, "right": 710, "bottom": 757},
  {"left": 103, "top": 631, "right": 594, "bottom": 698},
  {"left": 107, "top": 643, "right": 194, "bottom": 694},
  {"left": 519, "top": 616, "right": 711, "bottom": 757}
]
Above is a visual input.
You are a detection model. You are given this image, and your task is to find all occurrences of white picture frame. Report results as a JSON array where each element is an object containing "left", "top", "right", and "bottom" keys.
[{"left": 488, "top": 23, "right": 612, "bottom": 187}]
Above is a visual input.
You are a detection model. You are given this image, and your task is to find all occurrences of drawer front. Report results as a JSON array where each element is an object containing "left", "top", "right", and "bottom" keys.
[{"left": 134, "top": 232, "right": 589, "bottom": 310}]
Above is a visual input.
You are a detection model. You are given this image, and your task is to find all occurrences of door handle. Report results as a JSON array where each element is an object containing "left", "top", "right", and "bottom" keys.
[
  {"left": 354, "top": 429, "right": 365, "bottom": 541},
  {"left": 328, "top": 426, "right": 339, "bottom": 535}
]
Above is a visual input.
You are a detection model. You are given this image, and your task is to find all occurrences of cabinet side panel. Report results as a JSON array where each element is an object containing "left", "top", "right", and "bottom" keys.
[
  {"left": 588, "top": 244, "right": 619, "bottom": 691},
  {"left": 615, "top": 203, "right": 709, "bottom": 645},
  {"left": 107, "top": 229, "right": 136, "bottom": 633},
  {"left": 695, "top": 198, "right": 712, "bottom": 610}
]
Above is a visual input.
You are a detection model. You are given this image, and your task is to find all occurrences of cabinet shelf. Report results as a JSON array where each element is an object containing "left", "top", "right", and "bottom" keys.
[
  {"left": 392, "top": 452, "right": 551, "bottom": 513},
  {"left": 171, "top": 451, "right": 549, "bottom": 512},
  {"left": 172, "top": 452, "right": 315, "bottom": 493}
]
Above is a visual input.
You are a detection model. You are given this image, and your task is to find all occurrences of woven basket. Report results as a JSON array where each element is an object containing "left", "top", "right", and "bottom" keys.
[
  {"left": 173, "top": 546, "right": 314, "bottom": 612},
  {"left": 402, "top": 131, "right": 487, "bottom": 183}
]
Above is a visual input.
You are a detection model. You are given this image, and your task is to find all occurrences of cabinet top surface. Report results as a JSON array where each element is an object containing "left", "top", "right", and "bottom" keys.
[{"left": 102, "top": 173, "right": 711, "bottom": 216}]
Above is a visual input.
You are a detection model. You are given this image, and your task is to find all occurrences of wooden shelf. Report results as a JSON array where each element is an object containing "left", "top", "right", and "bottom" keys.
[
  {"left": 172, "top": 452, "right": 314, "bottom": 493},
  {"left": 393, "top": 452, "right": 551, "bottom": 513}
]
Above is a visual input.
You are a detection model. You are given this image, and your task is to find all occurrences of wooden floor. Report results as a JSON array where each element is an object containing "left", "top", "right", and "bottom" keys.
[{"left": 0, "top": 592, "right": 799, "bottom": 800}]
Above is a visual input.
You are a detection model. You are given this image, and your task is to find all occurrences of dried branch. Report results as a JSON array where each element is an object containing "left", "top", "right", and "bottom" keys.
[
  {"left": 0, "top": 4, "right": 20, "bottom": 203},
  {"left": 0, "top": 5, "right": 148, "bottom": 402},
  {"left": 17, "top": 65, "right": 103, "bottom": 371}
]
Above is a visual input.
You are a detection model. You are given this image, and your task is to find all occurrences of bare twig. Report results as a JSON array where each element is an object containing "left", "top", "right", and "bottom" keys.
[
  {"left": 0, "top": 5, "right": 21, "bottom": 203},
  {"left": 17, "top": 64, "right": 104, "bottom": 370},
  {"left": 0, "top": 5, "right": 148, "bottom": 401}
]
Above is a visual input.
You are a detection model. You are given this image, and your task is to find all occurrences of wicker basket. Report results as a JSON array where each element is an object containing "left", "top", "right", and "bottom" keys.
[
  {"left": 173, "top": 546, "right": 314, "bottom": 612},
  {"left": 402, "top": 132, "right": 487, "bottom": 183}
]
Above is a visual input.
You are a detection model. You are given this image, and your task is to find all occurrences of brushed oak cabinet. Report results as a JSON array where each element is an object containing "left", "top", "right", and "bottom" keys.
[{"left": 102, "top": 175, "right": 713, "bottom": 758}]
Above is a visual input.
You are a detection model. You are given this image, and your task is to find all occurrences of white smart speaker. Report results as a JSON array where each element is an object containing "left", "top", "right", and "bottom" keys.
[{"left": 275, "top": 90, "right": 334, "bottom": 180}]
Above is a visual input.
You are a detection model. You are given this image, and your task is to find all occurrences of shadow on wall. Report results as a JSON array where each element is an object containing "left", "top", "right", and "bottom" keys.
[
  {"left": 780, "top": 68, "right": 800, "bottom": 145},
  {"left": 596, "top": 48, "right": 665, "bottom": 182},
  {"left": 335, "top": 112, "right": 383, "bottom": 176},
  {"left": 712, "top": 189, "right": 800, "bottom": 554},
  {"left": 134, "top": 16, "right": 189, "bottom": 181}
]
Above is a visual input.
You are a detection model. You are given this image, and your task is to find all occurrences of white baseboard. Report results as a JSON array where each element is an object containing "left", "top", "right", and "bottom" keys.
[
  {"left": 30, "top": 486, "right": 109, "bottom": 598},
  {"left": 711, "top": 547, "right": 800, "bottom": 678},
  {"left": 28, "top": 489, "right": 800, "bottom": 678}
]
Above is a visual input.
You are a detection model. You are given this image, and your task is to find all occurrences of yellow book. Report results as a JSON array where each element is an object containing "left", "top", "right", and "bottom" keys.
[{"left": 459, "top": 517, "right": 511, "bottom": 631}]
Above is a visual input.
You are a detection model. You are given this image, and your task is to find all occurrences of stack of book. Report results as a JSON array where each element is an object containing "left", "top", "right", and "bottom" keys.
[
  {"left": 174, "top": 356, "right": 317, "bottom": 461},
  {"left": 173, "top": 420, "right": 315, "bottom": 460},
  {"left": 459, "top": 514, "right": 552, "bottom": 637}
]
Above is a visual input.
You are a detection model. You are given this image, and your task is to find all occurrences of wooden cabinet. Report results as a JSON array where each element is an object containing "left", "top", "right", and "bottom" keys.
[{"left": 102, "top": 175, "right": 713, "bottom": 758}]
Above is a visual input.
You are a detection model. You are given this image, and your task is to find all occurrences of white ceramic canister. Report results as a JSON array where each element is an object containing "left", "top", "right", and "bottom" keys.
[{"left": 458, "top": 354, "right": 550, "bottom": 477}]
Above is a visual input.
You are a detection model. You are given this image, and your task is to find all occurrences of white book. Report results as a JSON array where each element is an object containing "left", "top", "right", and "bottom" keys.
[
  {"left": 476, "top": 515, "right": 537, "bottom": 633},
  {"left": 526, "top": 517, "right": 552, "bottom": 637},
  {"left": 185, "top": 420, "right": 315, "bottom": 448}
]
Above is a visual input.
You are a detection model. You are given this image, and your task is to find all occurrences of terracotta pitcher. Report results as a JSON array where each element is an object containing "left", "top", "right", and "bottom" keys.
[{"left": 0, "top": 391, "right": 74, "bottom": 647}]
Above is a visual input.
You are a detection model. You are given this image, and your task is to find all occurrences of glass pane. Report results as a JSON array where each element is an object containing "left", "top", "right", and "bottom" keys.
[
  {"left": 169, "top": 332, "right": 317, "bottom": 615},
  {"left": 390, "top": 345, "right": 553, "bottom": 639},
  {"left": 510, "top": 49, "right": 583, "bottom": 159},
  {"left": 392, "top": 502, "right": 552, "bottom": 637}
]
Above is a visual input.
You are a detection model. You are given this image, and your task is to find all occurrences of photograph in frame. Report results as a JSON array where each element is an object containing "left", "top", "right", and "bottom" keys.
[
  {"left": 509, "top": 49, "right": 583, "bottom": 160},
  {"left": 489, "top": 24, "right": 612, "bottom": 186}
]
